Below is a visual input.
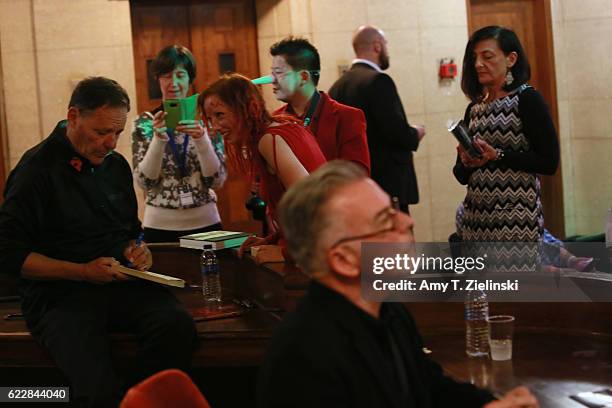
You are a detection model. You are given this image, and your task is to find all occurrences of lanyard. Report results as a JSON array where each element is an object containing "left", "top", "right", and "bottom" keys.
[
  {"left": 166, "top": 129, "right": 190, "bottom": 178},
  {"left": 302, "top": 91, "right": 321, "bottom": 128}
]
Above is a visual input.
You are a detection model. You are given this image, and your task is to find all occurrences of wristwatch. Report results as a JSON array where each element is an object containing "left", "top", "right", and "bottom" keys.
[{"left": 494, "top": 148, "right": 505, "bottom": 161}]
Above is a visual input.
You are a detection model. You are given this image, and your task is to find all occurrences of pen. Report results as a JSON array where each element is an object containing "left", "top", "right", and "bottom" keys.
[
  {"left": 127, "top": 231, "right": 145, "bottom": 267},
  {"left": 135, "top": 231, "right": 144, "bottom": 247}
]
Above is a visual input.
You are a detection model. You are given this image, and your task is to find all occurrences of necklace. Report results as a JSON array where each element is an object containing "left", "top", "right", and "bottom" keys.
[{"left": 482, "top": 89, "right": 508, "bottom": 102}]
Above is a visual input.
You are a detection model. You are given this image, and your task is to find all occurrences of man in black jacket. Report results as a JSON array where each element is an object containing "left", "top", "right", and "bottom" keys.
[
  {"left": 257, "top": 160, "right": 539, "bottom": 408},
  {"left": 329, "top": 25, "right": 425, "bottom": 213},
  {"left": 0, "top": 77, "right": 195, "bottom": 407}
]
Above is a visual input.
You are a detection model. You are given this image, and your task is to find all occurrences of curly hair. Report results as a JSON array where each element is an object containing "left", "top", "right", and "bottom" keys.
[{"left": 199, "top": 73, "right": 274, "bottom": 173}]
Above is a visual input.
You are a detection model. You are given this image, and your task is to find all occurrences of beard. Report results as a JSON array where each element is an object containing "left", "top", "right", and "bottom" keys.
[{"left": 379, "top": 51, "right": 390, "bottom": 70}]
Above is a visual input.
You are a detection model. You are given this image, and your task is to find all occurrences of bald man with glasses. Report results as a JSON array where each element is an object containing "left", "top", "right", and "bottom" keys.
[{"left": 257, "top": 160, "right": 538, "bottom": 408}]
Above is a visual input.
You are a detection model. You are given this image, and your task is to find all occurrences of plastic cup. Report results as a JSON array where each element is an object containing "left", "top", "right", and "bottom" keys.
[{"left": 487, "top": 315, "right": 515, "bottom": 361}]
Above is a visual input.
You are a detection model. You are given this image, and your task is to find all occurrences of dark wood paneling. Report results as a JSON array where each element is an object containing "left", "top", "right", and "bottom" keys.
[
  {"left": 130, "top": 0, "right": 261, "bottom": 234},
  {"left": 0, "top": 45, "right": 8, "bottom": 199},
  {"left": 187, "top": 0, "right": 261, "bottom": 234},
  {"left": 130, "top": 4, "right": 192, "bottom": 113},
  {"left": 424, "top": 331, "right": 612, "bottom": 405},
  {"left": 1, "top": 249, "right": 611, "bottom": 406}
]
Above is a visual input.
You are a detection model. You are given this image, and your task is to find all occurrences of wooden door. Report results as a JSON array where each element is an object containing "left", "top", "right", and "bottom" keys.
[
  {"left": 130, "top": 0, "right": 261, "bottom": 234},
  {"left": 0, "top": 49, "right": 7, "bottom": 201},
  {"left": 467, "top": 0, "right": 565, "bottom": 238}
]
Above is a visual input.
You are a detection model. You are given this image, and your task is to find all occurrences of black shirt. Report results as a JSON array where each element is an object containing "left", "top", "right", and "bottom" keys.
[
  {"left": 355, "top": 299, "right": 417, "bottom": 406},
  {"left": 0, "top": 121, "right": 141, "bottom": 320},
  {"left": 257, "top": 281, "right": 495, "bottom": 407}
]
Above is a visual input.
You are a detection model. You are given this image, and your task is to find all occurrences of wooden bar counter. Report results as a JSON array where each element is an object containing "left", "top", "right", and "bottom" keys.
[
  {"left": 0, "top": 244, "right": 611, "bottom": 406},
  {"left": 0, "top": 244, "right": 292, "bottom": 369},
  {"left": 424, "top": 331, "right": 612, "bottom": 407}
]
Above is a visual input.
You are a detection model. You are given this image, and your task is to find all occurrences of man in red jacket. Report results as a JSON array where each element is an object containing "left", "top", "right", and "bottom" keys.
[{"left": 269, "top": 37, "right": 370, "bottom": 173}]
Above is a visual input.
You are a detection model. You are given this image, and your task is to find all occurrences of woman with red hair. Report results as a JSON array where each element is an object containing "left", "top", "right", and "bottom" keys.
[{"left": 199, "top": 73, "right": 326, "bottom": 262}]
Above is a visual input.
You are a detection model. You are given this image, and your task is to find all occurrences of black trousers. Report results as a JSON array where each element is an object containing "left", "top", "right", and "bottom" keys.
[
  {"left": 26, "top": 281, "right": 196, "bottom": 407},
  {"left": 144, "top": 222, "right": 223, "bottom": 243}
]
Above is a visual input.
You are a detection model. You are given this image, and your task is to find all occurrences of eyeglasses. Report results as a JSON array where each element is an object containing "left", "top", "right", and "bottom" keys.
[
  {"left": 270, "top": 69, "right": 295, "bottom": 79},
  {"left": 270, "top": 69, "right": 321, "bottom": 80},
  {"left": 330, "top": 197, "right": 402, "bottom": 249}
]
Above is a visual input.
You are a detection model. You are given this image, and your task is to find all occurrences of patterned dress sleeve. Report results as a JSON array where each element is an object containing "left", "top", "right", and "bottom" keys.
[{"left": 132, "top": 113, "right": 164, "bottom": 190}]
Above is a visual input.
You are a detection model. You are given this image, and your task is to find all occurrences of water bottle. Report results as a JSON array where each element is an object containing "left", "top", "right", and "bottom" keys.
[
  {"left": 465, "top": 289, "right": 489, "bottom": 357},
  {"left": 201, "top": 244, "right": 221, "bottom": 303}
]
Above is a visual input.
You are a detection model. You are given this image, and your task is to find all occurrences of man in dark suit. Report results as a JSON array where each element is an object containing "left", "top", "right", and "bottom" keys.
[
  {"left": 329, "top": 25, "right": 425, "bottom": 213},
  {"left": 270, "top": 37, "right": 370, "bottom": 173},
  {"left": 257, "top": 160, "right": 539, "bottom": 408}
]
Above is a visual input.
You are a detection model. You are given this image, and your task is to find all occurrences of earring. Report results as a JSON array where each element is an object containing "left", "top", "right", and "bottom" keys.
[{"left": 505, "top": 70, "right": 514, "bottom": 86}]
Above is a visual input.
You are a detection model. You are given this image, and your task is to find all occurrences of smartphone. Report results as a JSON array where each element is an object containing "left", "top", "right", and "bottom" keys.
[
  {"left": 448, "top": 119, "right": 482, "bottom": 159},
  {"left": 163, "top": 99, "right": 182, "bottom": 130},
  {"left": 163, "top": 94, "right": 199, "bottom": 130}
]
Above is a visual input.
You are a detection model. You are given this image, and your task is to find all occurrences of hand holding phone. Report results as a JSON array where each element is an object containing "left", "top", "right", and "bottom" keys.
[
  {"left": 163, "top": 93, "right": 199, "bottom": 130},
  {"left": 152, "top": 111, "right": 169, "bottom": 140},
  {"left": 175, "top": 119, "right": 206, "bottom": 139}
]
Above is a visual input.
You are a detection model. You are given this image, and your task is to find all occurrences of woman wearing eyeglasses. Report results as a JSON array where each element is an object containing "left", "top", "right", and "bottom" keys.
[{"left": 199, "top": 73, "right": 327, "bottom": 263}]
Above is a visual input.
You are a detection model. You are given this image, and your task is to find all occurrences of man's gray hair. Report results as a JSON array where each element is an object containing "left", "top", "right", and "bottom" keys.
[{"left": 278, "top": 160, "right": 367, "bottom": 275}]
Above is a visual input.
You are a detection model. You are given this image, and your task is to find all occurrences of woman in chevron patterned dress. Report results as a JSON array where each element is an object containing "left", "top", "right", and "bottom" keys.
[{"left": 453, "top": 26, "right": 559, "bottom": 272}]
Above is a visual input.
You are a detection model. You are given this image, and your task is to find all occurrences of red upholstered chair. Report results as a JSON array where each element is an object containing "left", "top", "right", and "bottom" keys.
[{"left": 120, "top": 369, "right": 211, "bottom": 408}]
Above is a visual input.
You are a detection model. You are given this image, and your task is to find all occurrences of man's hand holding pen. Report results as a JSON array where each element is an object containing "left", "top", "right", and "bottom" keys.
[
  {"left": 124, "top": 232, "right": 153, "bottom": 271},
  {"left": 79, "top": 233, "right": 152, "bottom": 284}
]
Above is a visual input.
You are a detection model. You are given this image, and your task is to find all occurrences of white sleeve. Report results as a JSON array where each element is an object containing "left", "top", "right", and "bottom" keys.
[
  {"left": 137, "top": 136, "right": 168, "bottom": 180},
  {"left": 193, "top": 135, "right": 222, "bottom": 177}
]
